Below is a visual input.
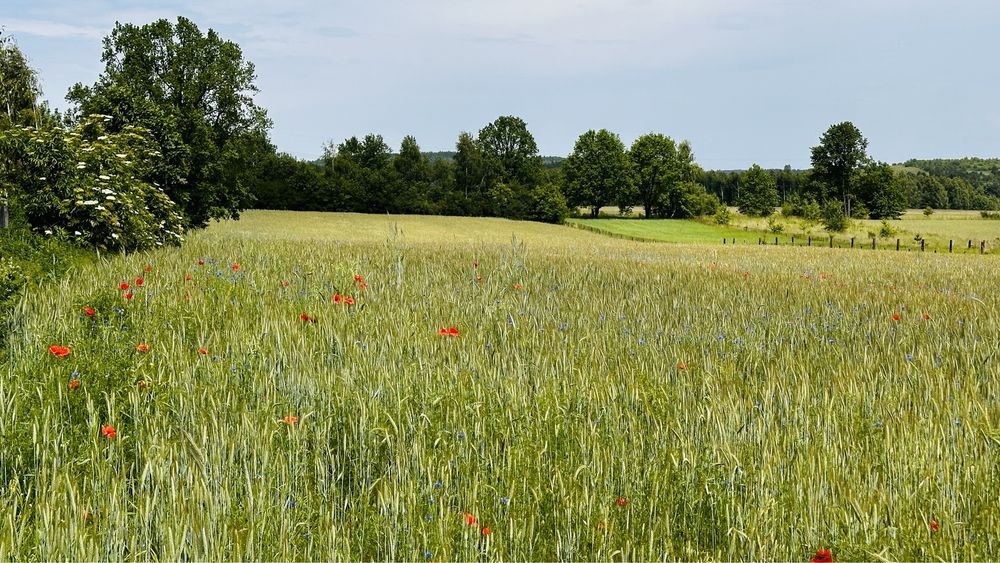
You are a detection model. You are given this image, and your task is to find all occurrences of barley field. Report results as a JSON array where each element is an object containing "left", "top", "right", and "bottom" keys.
[{"left": 2, "top": 210, "right": 998, "bottom": 560}]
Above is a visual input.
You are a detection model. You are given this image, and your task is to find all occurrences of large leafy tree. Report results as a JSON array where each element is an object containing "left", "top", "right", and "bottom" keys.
[
  {"left": 810, "top": 121, "right": 868, "bottom": 217},
  {"left": 0, "top": 33, "right": 41, "bottom": 128},
  {"left": 563, "top": 129, "right": 633, "bottom": 217},
  {"left": 629, "top": 133, "right": 686, "bottom": 218},
  {"left": 855, "top": 161, "right": 905, "bottom": 219},
  {"left": 67, "top": 17, "right": 272, "bottom": 228},
  {"left": 477, "top": 116, "right": 542, "bottom": 187},
  {"left": 737, "top": 164, "right": 779, "bottom": 216}
]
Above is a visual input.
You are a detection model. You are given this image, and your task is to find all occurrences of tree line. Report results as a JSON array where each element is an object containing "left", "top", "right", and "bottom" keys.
[{"left": 3, "top": 17, "right": 999, "bottom": 258}]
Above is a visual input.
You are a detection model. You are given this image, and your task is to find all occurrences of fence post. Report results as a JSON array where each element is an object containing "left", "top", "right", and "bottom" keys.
[
  {"left": 829, "top": 235, "right": 833, "bottom": 248},
  {"left": 968, "top": 240, "right": 973, "bottom": 249},
  {"left": 949, "top": 240, "right": 953, "bottom": 253},
  {"left": 851, "top": 237, "right": 855, "bottom": 249},
  {"left": 872, "top": 237, "right": 876, "bottom": 250},
  {"left": 791, "top": 236, "right": 795, "bottom": 246},
  {"left": 774, "top": 237, "right": 778, "bottom": 245},
  {"left": 808, "top": 236, "right": 812, "bottom": 247},
  {"left": 921, "top": 239, "right": 925, "bottom": 252},
  {"left": 896, "top": 239, "right": 900, "bottom": 251},
  {"left": 982, "top": 241, "right": 986, "bottom": 254}
]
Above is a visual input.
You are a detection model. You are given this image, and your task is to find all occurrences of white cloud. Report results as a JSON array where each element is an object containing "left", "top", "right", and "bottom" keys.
[{"left": 2, "top": 17, "right": 105, "bottom": 39}]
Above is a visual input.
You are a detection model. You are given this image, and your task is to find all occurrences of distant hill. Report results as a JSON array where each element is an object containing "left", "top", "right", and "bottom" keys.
[{"left": 900, "top": 158, "right": 1000, "bottom": 188}]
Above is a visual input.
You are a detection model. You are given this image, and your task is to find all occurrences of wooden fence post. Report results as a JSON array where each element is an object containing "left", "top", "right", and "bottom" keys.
[
  {"left": 949, "top": 240, "right": 953, "bottom": 253},
  {"left": 982, "top": 241, "right": 987, "bottom": 254},
  {"left": 791, "top": 236, "right": 795, "bottom": 246},
  {"left": 829, "top": 235, "right": 833, "bottom": 248},
  {"left": 774, "top": 237, "right": 778, "bottom": 245},
  {"left": 851, "top": 237, "right": 855, "bottom": 248},
  {"left": 921, "top": 239, "right": 925, "bottom": 252},
  {"left": 872, "top": 237, "right": 876, "bottom": 250},
  {"left": 896, "top": 239, "right": 900, "bottom": 251},
  {"left": 968, "top": 240, "right": 973, "bottom": 249},
  {"left": 808, "top": 236, "right": 812, "bottom": 247}
]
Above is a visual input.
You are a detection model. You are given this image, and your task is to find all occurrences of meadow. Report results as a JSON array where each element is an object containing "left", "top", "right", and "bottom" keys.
[
  {"left": 1, "top": 210, "right": 998, "bottom": 560},
  {"left": 570, "top": 209, "right": 1000, "bottom": 253}
]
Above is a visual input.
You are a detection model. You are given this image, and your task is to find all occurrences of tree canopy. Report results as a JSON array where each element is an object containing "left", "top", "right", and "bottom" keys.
[
  {"left": 737, "top": 164, "right": 779, "bottom": 216},
  {"left": 810, "top": 122, "right": 868, "bottom": 217},
  {"left": 67, "top": 17, "right": 272, "bottom": 228},
  {"left": 562, "top": 129, "right": 633, "bottom": 217}
]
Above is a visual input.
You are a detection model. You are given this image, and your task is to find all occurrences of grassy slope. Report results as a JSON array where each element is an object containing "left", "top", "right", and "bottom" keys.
[
  {"left": 571, "top": 209, "right": 1000, "bottom": 253},
  {"left": 2, "top": 211, "right": 998, "bottom": 560}
]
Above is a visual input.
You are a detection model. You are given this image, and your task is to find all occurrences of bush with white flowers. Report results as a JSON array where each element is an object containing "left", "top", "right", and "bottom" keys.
[{"left": 0, "top": 114, "right": 185, "bottom": 251}]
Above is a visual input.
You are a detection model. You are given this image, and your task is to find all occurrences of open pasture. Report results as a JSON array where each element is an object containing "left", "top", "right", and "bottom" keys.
[{"left": 1, "top": 211, "right": 998, "bottom": 560}]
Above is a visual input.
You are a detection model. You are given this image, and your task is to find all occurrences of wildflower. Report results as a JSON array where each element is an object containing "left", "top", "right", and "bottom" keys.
[
  {"left": 439, "top": 327, "right": 459, "bottom": 337},
  {"left": 137, "top": 380, "right": 149, "bottom": 389},
  {"left": 500, "top": 496, "right": 510, "bottom": 506},
  {"left": 423, "top": 552, "right": 432, "bottom": 560},
  {"left": 49, "top": 345, "right": 72, "bottom": 357},
  {"left": 475, "top": 274, "right": 482, "bottom": 283},
  {"left": 197, "top": 259, "right": 205, "bottom": 265},
  {"left": 811, "top": 549, "right": 833, "bottom": 563},
  {"left": 68, "top": 379, "right": 81, "bottom": 390},
  {"left": 184, "top": 274, "right": 193, "bottom": 281},
  {"left": 124, "top": 292, "right": 133, "bottom": 300},
  {"left": 101, "top": 424, "right": 117, "bottom": 439},
  {"left": 84, "top": 307, "right": 96, "bottom": 316},
  {"left": 136, "top": 343, "right": 150, "bottom": 353},
  {"left": 120, "top": 282, "right": 129, "bottom": 290},
  {"left": 597, "top": 521, "right": 607, "bottom": 531},
  {"left": 198, "top": 347, "right": 209, "bottom": 355},
  {"left": 354, "top": 274, "right": 363, "bottom": 282},
  {"left": 283, "top": 415, "right": 299, "bottom": 425},
  {"left": 345, "top": 297, "right": 355, "bottom": 305},
  {"left": 135, "top": 277, "right": 144, "bottom": 286},
  {"left": 922, "top": 313, "right": 930, "bottom": 320},
  {"left": 300, "top": 313, "right": 313, "bottom": 322},
  {"left": 232, "top": 263, "right": 241, "bottom": 271},
  {"left": 929, "top": 519, "right": 940, "bottom": 533},
  {"left": 743, "top": 271, "right": 750, "bottom": 279},
  {"left": 464, "top": 512, "right": 477, "bottom": 526},
  {"left": 892, "top": 313, "right": 901, "bottom": 322},
  {"left": 332, "top": 293, "right": 344, "bottom": 303},
  {"left": 677, "top": 361, "right": 686, "bottom": 370},
  {"left": 514, "top": 282, "right": 523, "bottom": 290},
  {"left": 281, "top": 280, "right": 290, "bottom": 287},
  {"left": 481, "top": 526, "right": 491, "bottom": 536},
  {"left": 615, "top": 497, "right": 629, "bottom": 507},
  {"left": 143, "top": 266, "right": 152, "bottom": 271},
  {"left": 472, "top": 261, "right": 479, "bottom": 269}
]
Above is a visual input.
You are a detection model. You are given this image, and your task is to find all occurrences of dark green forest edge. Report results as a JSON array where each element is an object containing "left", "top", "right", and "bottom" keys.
[{"left": 2, "top": 18, "right": 999, "bottom": 319}]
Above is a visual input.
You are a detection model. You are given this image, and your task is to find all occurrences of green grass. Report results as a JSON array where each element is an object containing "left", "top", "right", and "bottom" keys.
[
  {"left": 572, "top": 209, "right": 1000, "bottom": 253},
  {"left": 2, "top": 210, "right": 999, "bottom": 560}
]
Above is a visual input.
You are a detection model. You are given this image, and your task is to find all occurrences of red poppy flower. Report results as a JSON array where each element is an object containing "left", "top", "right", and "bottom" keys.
[
  {"left": 281, "top": 280, "right": 290, "bottom": 287},
  {"left": 231, "top": 264, "right": 240, "bottom": 271},
  {"left": 184, "top": 274, "right": 193, "bottom": 281},
  {"left": 615, "top": 497, "right": 628, "bottom": 507},
  {"left": 197, "top": 259, "right": 205, "bottom": 265},
  {"left": 101, "top": 424, "right": 117, "bottom": 439},
  {"left": 464, "top": 512, "right": 477, "bottom": 526},
  {"left": 929, "top": 519, "right": 940, "bottom": 533},
  {"left": 677, "top": 361, "right": 686, "bottom": 370},
  {"left": 120, "top": 282, "right": 129, "bottom": 290},
  {"left": 49, "top": 345, "right": 71, "bottom": 357},
  {"left": 143, "top": 266, "right": 152, "bottom": 271},
  {"left": 198, "top": 347, "right": 208, "bottom": 355},
  {"left": 811, "top": 549, "right": 833, "bottom": 563},
  {"left": 135, "top": 277, "right": 144, "bottom": 286},
  {"left": 83, "top": 307, "right": 96, "bottom": 316},
  {"left": 68, "top": 379, "right": 81, "bottom": 390},
  {"left": 922, "top": 313, "right": 930, "bottom": 320},
  {"left": 136, "top": 343, "right": 150, "bottom": 353},
  {"left": 357, "top": 281, "right": 368, "bottom": 290},
  {"left": 345, "top": 297, "right": 355, "bottom": 305},
  {"left": 743, "top": 271, "right": 750, "bottom": 279},
  {"left": 892, "top": 313, "right": 901, "bottom": 322},
  {"left": 514, "top": 282, "right": 523, "bottom": 290},
  {"left": 333, "top": 293, "right": 343, "bottom": 303},
  {"left": 439, "top": 327, "right": 459, "bottom": 336},
  {"left": 282, "top": 415, "right": 299, "bottom": 425},
  {"left": 354, "top": 274, "right": 363, "bottom": 282},
  {"left": 124, "top": 292, "right": 133, "bottom": 300},
  {"left": 475, "top": 274, "right": 482, "bottom": 282},
  {"left": 137, "top": 380, "right": 149, "bottom": 389},
  {"left": 481, "top": 526, "right": 491, "bottom": 536},
  {"left": 300, "top": 313, "right": 317, "bottom": 323}
]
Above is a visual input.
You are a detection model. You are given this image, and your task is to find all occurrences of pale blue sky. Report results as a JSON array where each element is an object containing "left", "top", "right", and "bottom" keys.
[{"left": 4, "top": 0, "right": 999, "bottom": 168}]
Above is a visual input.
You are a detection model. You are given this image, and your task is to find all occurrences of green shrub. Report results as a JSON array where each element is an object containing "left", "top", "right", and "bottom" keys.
[
  {"left": 879, "top": 220, "right": 897, "bottom": 238},
  {"left": 0, "top": 115, "right": 185, "bottom": 251},
  {"left": 767, "top": 215, "right": 785, "bottom": 234},
  {"left": 821, "top": 201, "right": 847, "bottom": 232},
  {"left": 527, "top": 182, "right": 570, "bottom": 224},
  {"left": 714, "top": 207, "right": 732, "bottom": 225}
]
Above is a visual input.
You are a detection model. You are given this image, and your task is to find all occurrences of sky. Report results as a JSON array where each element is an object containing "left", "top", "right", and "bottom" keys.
[{"left": 4, "top": 0, "right": 999, "bottom": 169}]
